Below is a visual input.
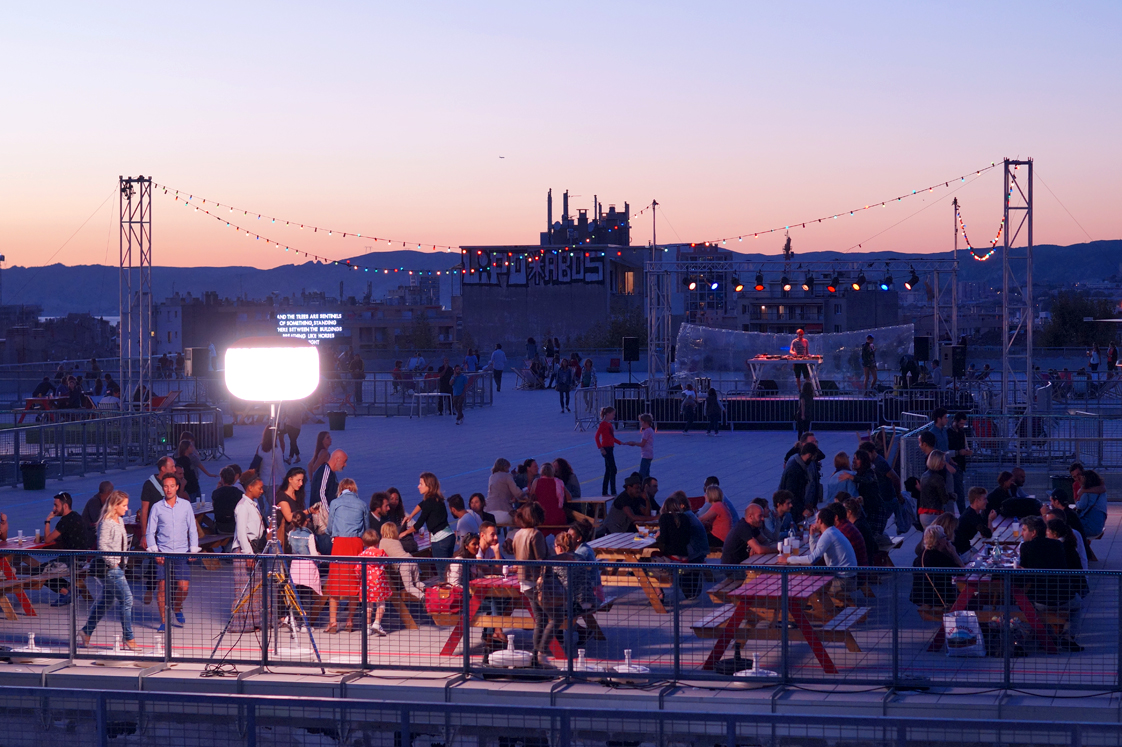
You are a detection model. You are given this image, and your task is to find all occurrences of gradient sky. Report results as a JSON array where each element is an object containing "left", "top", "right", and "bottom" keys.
[{"left": 1, "top": 2, "right": 1119, "bottom": 269}]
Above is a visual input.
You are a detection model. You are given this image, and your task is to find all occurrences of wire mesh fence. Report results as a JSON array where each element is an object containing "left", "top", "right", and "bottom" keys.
[{"left": 1, "top": 549, "right": 1119, "bottom": 692}]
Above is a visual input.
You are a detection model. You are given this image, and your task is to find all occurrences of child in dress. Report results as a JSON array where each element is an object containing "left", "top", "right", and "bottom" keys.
[
  {"left": 286, "top": 511, "right": 321, "bottom": 631},
  {"left": 360, "top": 528, "right": 392, "bottom": 637}
]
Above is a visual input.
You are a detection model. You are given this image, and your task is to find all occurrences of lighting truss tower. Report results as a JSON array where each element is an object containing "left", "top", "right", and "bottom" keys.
[
  {"left": 1001, "top": 159, "right": 1033, "bottom": 417},
  {"left": 119, "top": 176, "right": 153, "bottom": 411},
  {"left": 646, "top": 266, "right": 673, "bottom": 397}
]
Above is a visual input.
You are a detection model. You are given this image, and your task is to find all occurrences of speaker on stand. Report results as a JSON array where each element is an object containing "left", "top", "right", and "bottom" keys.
[
  {"left": 913, "top": 336, "right": 932, "bottom": 365},
  {"left": 622, "top": 337, "right": 640, "bottom": 384}
]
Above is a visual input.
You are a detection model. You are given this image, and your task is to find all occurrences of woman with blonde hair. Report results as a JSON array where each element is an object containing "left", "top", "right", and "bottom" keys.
[
  {"left": 323, "top": 477, "right": 369, "bottom": 633},
  {"left": 910, "top": 524, "right": 959, "bottom": 608},
  {"left": 486, "top": 458, "right": 523, "bottom": 526},
  {"left": 79, "top": 491, "right": 138, "bottom": 650},
  {"left": 918, "top": 451, "right": 951, "bottom": 529},
  {"left": 402, "top": 472, "right": 455, "bottom": 561}
]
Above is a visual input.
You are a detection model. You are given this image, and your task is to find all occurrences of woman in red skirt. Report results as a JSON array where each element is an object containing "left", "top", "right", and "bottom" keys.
[{"left": 324, "top": 478, "right": 371, "bottom": 633}]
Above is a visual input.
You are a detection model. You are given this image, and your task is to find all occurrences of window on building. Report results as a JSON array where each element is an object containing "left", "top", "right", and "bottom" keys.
[
  {"left": 358, "top": 327, "right": 373, "bottom": 343},
  {"left": 833, "top": 303, "right": 841, "bottom": 313},
  {"left": 617, "top": 270, "right": 636, "bottom": 295},
  {"left": 167, "top": 332, "right": 172, "bottom": 343},
  {"left": 834, "top": 325, "right": 841, "bottom": 333}
]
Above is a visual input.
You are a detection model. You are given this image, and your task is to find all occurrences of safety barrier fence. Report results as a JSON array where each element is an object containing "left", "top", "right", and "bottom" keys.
[
  {"left": 2, "top": 551, "right": 1116, "bottom": 692},
  {"left": 0, "top": 686, "right": 1119, "bottom": 747},
  {"left": 0, "top": 414, "right": 168, "bottom": 488}
]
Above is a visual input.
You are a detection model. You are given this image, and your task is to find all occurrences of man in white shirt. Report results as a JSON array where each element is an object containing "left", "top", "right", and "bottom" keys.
[
  {"left": 231, "top": 472, "right": 266, "bottom": 631},
  {"left": 489, "top": 344, "right": 507, "bottom": 392}
]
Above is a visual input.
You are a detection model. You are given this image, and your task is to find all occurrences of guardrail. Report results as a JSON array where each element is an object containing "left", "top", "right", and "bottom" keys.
[
  {"left": 1, "top": 551, "right": 1114, "bottom": 692},
  {"left": 0, "top": 686, "right": 1117, "bottom": 747},
  {"left": 0, "top": 414, "right": 167, "bottom": 488}
]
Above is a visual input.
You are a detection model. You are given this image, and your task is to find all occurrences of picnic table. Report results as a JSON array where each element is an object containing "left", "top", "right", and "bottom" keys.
[
  {"left": 438, "top": 575, "right": 565, "bottom": 658},
  {"left": 926, "top": 573, "right": 1057, "bottom": 654},
  {"left": 567, "top": 496, "right": 611, "bottom": 524},
  {"left": 587, "top": 533, "right": 671, "bottom": 614},
  {"left": 0, "top": 537, "right": 61, "bottom": 619},
  {"left": 701, "top": 573, "right": 844, "bottom": 674}
]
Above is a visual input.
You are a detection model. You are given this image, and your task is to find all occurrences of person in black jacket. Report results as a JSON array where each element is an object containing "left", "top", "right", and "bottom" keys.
[
  {"left": 986, "top": 471, "right": 1015, "bottom": 516},
  {"left": 947, "top": 413, "right": 972, "bottom": 513},
  {"left": 953, "top": 487, "right": 995, "bottom": 554},
  {"left": 1018, "top": 516, "right": 1083, "bottom": 652},
  {"left": 779, "top": 442, "right": 821, "bottom": 518}
]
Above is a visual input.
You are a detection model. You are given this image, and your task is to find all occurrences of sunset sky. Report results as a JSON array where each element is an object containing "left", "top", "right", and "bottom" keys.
[{"left": 1, "top": 2, "right": 1119, "bottom": 269}]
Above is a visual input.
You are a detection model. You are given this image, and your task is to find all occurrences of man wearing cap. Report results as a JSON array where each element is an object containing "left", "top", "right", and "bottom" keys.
[
  {"left": 790, "top": 329, "right": 810, "bottom": 390},
  {"left": 602, "top": 473, "right": 653, "bottom": 535}
]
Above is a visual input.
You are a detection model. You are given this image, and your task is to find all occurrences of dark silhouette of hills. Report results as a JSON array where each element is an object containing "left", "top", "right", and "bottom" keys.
[{"left": 5, "top": 241, "right": 1117, "bottom": 316}]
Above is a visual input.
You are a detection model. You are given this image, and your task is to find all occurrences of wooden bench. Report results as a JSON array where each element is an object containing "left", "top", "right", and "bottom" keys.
[
  {"left": 707, "top": 576, "right": 743, "bottom": 605},
  {"left": 198, "top": 534, "right": 234, "bottom": 570},
  {"left": 0, "top": 569, "right": 71, "bottom": 620},
  {"left": 690, "top": 603, "right": 868, "bottom": 652}
]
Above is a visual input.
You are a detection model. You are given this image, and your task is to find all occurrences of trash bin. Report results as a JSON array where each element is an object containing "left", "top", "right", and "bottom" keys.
[
  {"left": 1050, "top": 474, "right": 1075, "bottom": 503},
  {"left": 20, "top": 461, "right": 47, "bottom": 491},
  {"left": 327, "top": 411, "right": 347, "bottom": 431}
]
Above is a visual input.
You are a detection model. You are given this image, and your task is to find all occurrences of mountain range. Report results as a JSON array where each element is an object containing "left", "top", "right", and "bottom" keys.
[{"left": 4, "top": 240, "right": 1119, "bottom": 316}]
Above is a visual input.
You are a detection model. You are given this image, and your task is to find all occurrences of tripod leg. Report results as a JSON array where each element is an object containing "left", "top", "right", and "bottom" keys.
[{"left": 208, "top": 564, "right": 263, "bottom": 661}]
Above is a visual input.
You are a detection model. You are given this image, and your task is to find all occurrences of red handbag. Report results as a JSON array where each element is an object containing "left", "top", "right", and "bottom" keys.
[{"left": 424, "top": 584, "right": 463, "bottom": 615}]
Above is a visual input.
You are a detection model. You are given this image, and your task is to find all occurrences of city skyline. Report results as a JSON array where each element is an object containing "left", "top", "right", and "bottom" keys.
[{"left": 1, "top": 2, "right": 1119, "bottom": 269}]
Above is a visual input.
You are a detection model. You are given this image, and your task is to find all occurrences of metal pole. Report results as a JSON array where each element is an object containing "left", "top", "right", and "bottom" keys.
[{"left": 1026, "top": 159, "right": 1034, "bottom": 417}]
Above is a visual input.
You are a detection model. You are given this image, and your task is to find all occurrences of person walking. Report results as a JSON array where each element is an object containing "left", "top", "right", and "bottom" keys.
[
  {"left": 680, "top": 383, "right": 698, "bottom": 433},
  {"left": 450, "top": 365, "right": 468, "bottom": 424},
  {"left": 350, "top": 353, "right": 366, "bottom": 406},
  {"left": 512, "top": 502, "right": 558, "bottom": 668},
  {"left": 555, "top": 359, "right": 574, "bottom": 413},
  {"left": 704, "top": 387, "right": 723, "bottom": 436},
  {"left": 595, "top": 406, "right": 622, "bottom": 496},
  {"left": 1088, "top": 344, "right": 1101, "bottom": 376},
  {"left": 231, "top": 471, "right": 267, "bottom": 632},
  {"left": 437, "top": 358, "right": 454, "bottom": 416},
  {"left": 1108, "top": 342, "right": 1119, "bottom": 379},
  {"left": 795, "top": 381, "right": 814, "bottom": 438},
  {"left": 489, "top": 344, "right": 507, "bottom": 392},
  {"left": 145, "top": 472, "right": 200, "bottom": 632},
  {"left": 79, "top": 491, "right": 138, "bottom": 650}
]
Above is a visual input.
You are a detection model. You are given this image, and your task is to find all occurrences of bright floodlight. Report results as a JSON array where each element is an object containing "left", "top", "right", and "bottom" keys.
[{"left": 224, "top": 337, "right": 320, "bottom": 402}]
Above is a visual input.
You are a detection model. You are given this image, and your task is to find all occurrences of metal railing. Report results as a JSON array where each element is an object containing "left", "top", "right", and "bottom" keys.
[
  {"left": 0, "top": 414, "right": 166, "bottom": 488},
  {"left": 0, "top": 686, "right": 1118, "bottom": 747},
  {"left": 2, "top": 550, "right": 1115, "bottom": 692}
]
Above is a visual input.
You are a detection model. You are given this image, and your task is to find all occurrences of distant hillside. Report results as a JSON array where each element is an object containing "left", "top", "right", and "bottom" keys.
[
  {"left": 3, "top": 250, "right": 461, "bottom": 315},
  {"left": 720, "top": 240, "right": 1122, "bottom": 286},
  {"left": 4, "top": 241, "right": 1119, "bottom": 316}
]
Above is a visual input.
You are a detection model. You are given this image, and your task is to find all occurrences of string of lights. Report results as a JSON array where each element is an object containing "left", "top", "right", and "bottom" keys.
[
  {"left": 167, "top": 195, "right": 462, "bottom": 275},
  {"left": 667, "top": 162, "right": 1001, "bottom": 251},
  {"left": 955, "top": 167, "right": 1018, "bottom": 261},
  {"left": 154, "top": 182, "right": 461, "bottom": 251}
]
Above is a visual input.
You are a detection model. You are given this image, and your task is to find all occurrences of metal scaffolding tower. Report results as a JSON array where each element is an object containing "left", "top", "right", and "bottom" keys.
[
  {"left": 1001, "top": 159, "right": 1033, "bottom": 416},
  {"left": 119, "top": 176, "right": 153, "bottom": 411}
]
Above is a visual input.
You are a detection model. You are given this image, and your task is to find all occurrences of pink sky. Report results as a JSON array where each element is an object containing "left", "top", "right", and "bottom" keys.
[{"left": 1, "top": 2, "right": 1119, "bottom": 269}]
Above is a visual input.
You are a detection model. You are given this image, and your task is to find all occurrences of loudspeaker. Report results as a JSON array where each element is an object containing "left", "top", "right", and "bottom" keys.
[
  {"left": 913, "top": 336, "right": 931, "bottom": 363},
  {"left": 184, "top": 347, "right": 210, "bottom": 377},
  {"left": 622, "top": 336, "right": 640, "bottom": 362},
  {"left": 757, "top": 379, "right": 779, "bottom": 393},
  {"left": 942, "top": 344, "right": 967, "bottom": 378}
]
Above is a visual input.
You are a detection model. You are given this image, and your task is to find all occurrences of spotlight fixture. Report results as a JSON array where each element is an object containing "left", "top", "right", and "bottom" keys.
[
  {"left": 851, "top": 271, "right": 866, "bottom": 291},
  {"left": 827, "top": 275, "right": 839, "bottom": 294},
  {"left": 802, "top": 273, "right": 814, "bottom": 292},
  {"left": 684, "top": 277, "right": 697, "bottom": 291},
  {"left": 781, "top": 276, "right": 792, "bottom": 292},
  {"left": 754, "top": 272, "right": 765, "bottom": 292},
  {"left": 732, "top": 276, "right": 744, "bottom": 293},
  {"left": 709, "top": 279, "right": 720, "bottom": 290},
  {"left": 880, "top": 274, "right": 893, "bottom": 291},
  {"left": 904, "top": 267, "right": 920, "bottom": 290}
]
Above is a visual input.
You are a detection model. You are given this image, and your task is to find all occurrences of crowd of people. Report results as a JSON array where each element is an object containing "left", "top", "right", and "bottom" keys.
[{"left": 3, "top": 398, "right": 1108, "bottom": 663}]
